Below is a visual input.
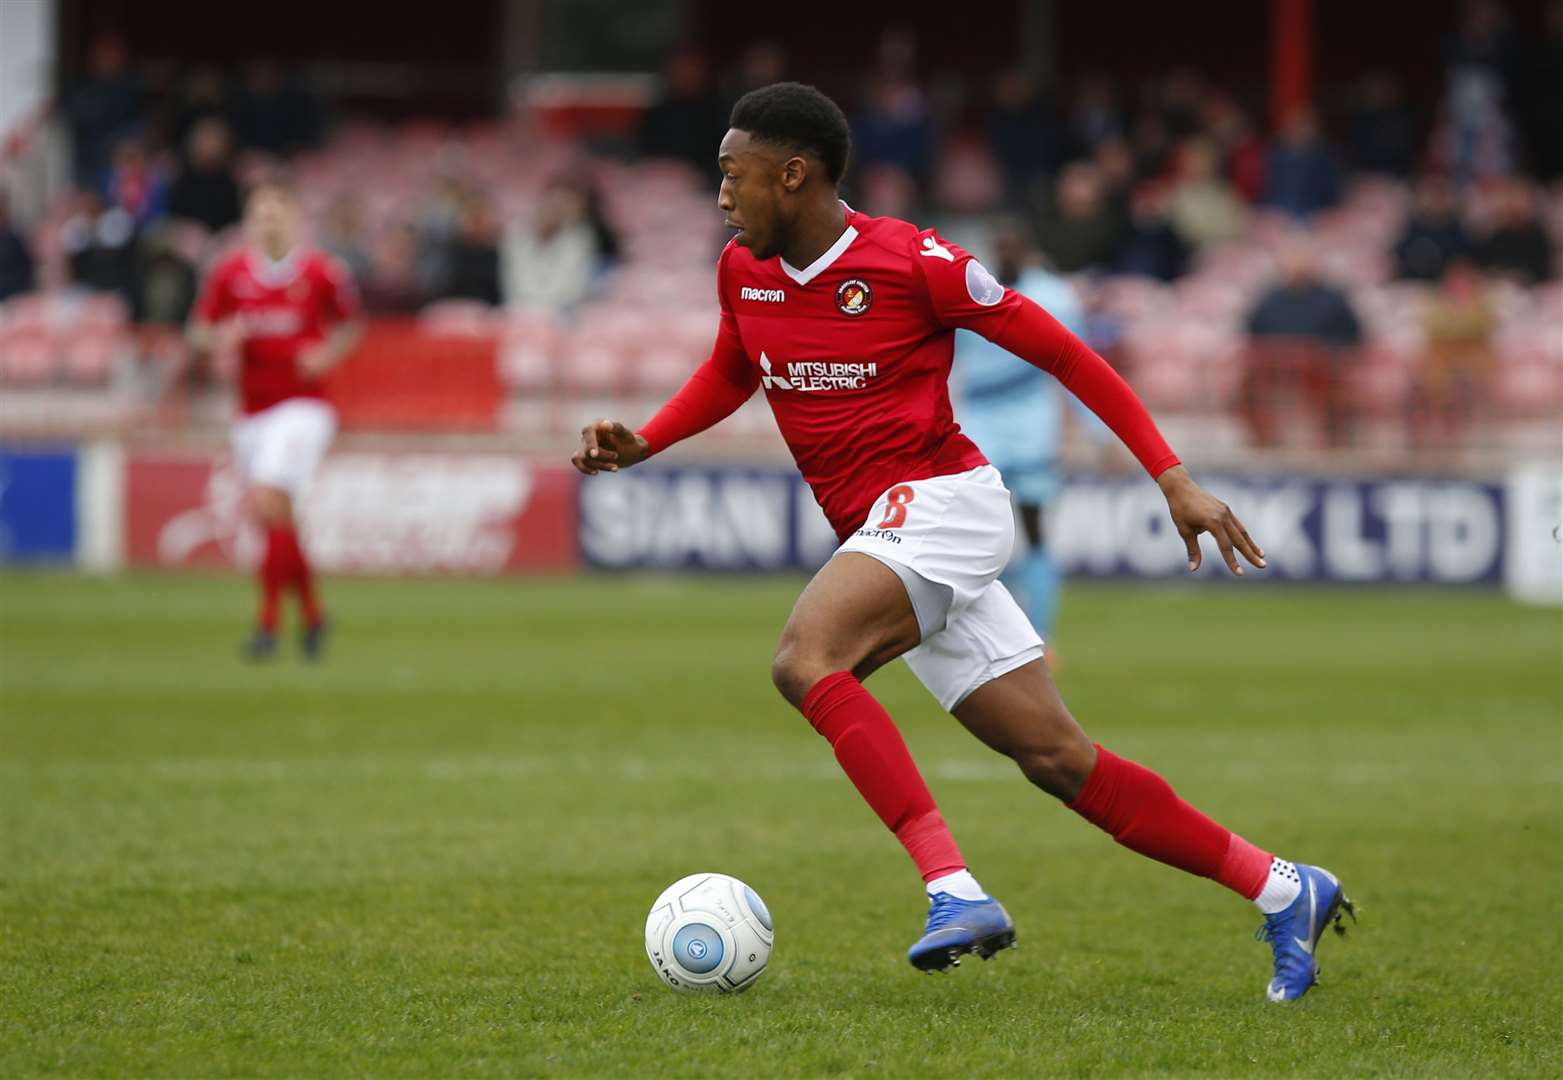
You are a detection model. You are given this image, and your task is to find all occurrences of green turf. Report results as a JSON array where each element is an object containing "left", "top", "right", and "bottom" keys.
[{"left": 1, "top": 571, "right": 1560, "bottom": 1077}]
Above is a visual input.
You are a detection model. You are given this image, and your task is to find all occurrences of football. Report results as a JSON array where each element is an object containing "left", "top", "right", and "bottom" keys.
[{"left": 644, "top": 873, "right": 773, "bottom": 993}]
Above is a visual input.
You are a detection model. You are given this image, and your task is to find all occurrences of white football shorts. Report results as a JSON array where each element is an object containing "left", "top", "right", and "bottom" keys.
[
  {"left": 836, "top": 464, "right": 1046, "bottom": 711},
  {"left": 231, "top": 397, "right": 337, "bottom": 496}
]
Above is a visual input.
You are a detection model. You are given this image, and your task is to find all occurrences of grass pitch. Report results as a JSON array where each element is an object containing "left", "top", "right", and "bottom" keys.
[{"left": 1, "top": 572, "right": 1560, "bottom": 1077}]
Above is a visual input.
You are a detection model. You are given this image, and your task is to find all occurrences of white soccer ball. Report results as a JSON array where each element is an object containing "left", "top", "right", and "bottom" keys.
[{"left": 644, "top": 873, "right": 773, "bottom": 993}]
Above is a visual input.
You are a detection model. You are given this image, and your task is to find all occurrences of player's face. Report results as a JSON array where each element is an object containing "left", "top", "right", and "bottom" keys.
[
  {"left": 717, "top": 129, "right": 788, "bottom": 260},
  {"left": 245, "top": 188, "right": 297, "bottom": 254}
]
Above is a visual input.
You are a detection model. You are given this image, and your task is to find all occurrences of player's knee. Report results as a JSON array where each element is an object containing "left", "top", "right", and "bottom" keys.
[
  {"left": 252, "top": 486, "right": 292, "bottom": 524},
  {"left": 770, "top": 642, "right": 831, "bottom": 710},
  {"left": 1014, "top": 733, "right": 1095, "bottom": 800}
]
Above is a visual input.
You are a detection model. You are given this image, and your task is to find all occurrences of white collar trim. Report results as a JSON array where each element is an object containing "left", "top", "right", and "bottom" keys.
[
  {"left": 780, "top": 224, "right": 858, "bottom": 285},
  {"left": 247, "top": 247, "right": 304, "bottom": 288}
]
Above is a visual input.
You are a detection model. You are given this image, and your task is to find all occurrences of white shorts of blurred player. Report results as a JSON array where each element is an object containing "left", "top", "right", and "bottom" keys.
[
  {"left": 836, "top": 464, "right": 1045, "bottom": 712},
  {"left": 230, "top": 398, "right": 337, "bottom": 497}
]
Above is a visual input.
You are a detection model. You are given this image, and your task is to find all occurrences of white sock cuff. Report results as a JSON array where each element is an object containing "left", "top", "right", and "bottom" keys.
[
  {"left": 1254, "top": 857, "right": 1302, "bottom": 914},
  {"left": 926, "top": 869, "right": 987, "bottom": 901}
]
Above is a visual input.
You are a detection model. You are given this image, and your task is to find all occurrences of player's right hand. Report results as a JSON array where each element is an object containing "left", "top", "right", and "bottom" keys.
[{"left": 572, "top": 419, "right": 650, "bottom": 475}]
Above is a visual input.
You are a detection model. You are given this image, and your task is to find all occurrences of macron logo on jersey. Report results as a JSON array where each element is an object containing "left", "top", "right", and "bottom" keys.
[
  {"left": 760, "top": 350, "right": 878, "bottom": 392},
  {"left": 740, "top": 286, "right": 786, "bottom": 303}
]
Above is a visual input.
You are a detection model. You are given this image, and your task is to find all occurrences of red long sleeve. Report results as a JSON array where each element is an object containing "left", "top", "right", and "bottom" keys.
[
  {"left": 913, "top": 229, "right": 1180, "bottom": 480},
  {"left": 637, "top": 309, "right": 758, "bottom": 454},
  {"left": 986, "top": 298, "right": 1180, "bottom": 479}
]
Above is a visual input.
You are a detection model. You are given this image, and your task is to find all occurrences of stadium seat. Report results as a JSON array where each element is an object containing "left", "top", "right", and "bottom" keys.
[
  {"left": 0, "top": 328, "right": 55, "bottom": 383},
  {"left": 61, "top": 330, "right": 127, "bottom": 384}
]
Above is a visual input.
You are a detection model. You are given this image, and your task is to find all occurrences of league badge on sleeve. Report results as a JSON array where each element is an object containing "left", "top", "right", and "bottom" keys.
[
  {"left": 965, "top": 260, "right": 1004, "bottom": 306},
  {"left": 835, "top": 279, "right": 873, "bottom": 316}
]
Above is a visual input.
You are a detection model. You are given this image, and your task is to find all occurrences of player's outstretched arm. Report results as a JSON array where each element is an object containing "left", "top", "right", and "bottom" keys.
[
  {"left": 572, "top": 307, "right": 760, "bottom": 476},
  {"left": 572, "top": 420, "right": 650, "bottom": 475}
]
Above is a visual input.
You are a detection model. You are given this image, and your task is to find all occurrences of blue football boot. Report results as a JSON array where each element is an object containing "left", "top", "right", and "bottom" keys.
[
  {"left": 907, "top": 893, "right": 1016, "bottom": 972},
  {"left": 1256, "top": 863, "right": 1356, "bottom": 1002}
]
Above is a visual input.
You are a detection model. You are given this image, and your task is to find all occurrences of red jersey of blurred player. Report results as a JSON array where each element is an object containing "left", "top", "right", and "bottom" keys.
[
  {"left": 194, "top": 235, "right": 359, "bottom": 414},
  {"left": 188, "top": 180, "right": 363, "bottom": 661}
]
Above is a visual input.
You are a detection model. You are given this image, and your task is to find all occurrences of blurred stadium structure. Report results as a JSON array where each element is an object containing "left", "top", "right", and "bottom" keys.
[{"left": 0, "top": 0, "right": 1558, "bottom": 597}]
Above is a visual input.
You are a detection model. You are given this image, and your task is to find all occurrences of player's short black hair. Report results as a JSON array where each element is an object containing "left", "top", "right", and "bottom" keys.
[
  {"left": 728, "top": 82, "right": 851, "bottom": 185},
  {"left": 244, "top": 171, "right": 296, "bottom": 203}
]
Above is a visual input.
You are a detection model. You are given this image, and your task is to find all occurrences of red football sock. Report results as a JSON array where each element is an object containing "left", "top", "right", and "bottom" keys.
[
  {"left": 801, "top": 671, "right": 966, "bottom": 883},
  {"left": 1068, "top": 745, "right": 1272, "bottom": 900},
  {"left": 277, "top": 525, "right": 322, "bottom": 628},
  {"left": 258, "top": 525, "right": 288, "bottom": 633}
]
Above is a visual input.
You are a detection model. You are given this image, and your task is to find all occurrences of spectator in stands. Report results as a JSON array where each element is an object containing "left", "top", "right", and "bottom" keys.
[
  {"left": 1414, "top": 258, "right": 1495, "bottom": 446},
  {"left": 1155, "top": 70, "right": 1207, "bottom": 140},
  {"left": 61, "top": 191, "right": 139, "bottom": 306},
  {"left": 639, "top": 49, "right": 728, "bottom": 175},
  {"left": 437, "top": 195, "right": 503, "bottom": 306},
  {"left": 723, "top": 41, "right": 788, "bottom": 104},
  {"left": 1035, "top": 162, "right": 1125, "bottom": 273},
  {"left": 1167, "top": 136, "right": 1248, "bottom": 250},
  {"left": 1430, "top": 62, "right": 1516, "bottom": 184},
  {"left": 1127, "top": 109, "right": 1173, "bottom": 182},
  {"left": 1203, "top": 96, "right": 1266, "bottom": 201},
  {"left": 503, "top": 177, "right": 598, "bottom": 315},
  {"left": 320, "top": 197, "right": 374, "bottom": 285},
  {"left": 854, "top": 76, "right": 935, "bottom": 184},
  {"left": 171, "top": 67, "right": 230, "bottom": 152},
  {"left": 1243, "top": 241, "right": 1363, "bottom": 446},
  {"left": 166, "top": 118, "right": 243, "bottom": 234},
  {"left": 63, "top": 35, "right": 142, "bottom": 187},
  {"left": 1394, "top": 175, "right": 1472, "bottom": 281},
  {"left": 360, "top": 223, "right": 430, "bottom": 315},
  {"left": 0, "top": 193, "right": 35, "bottom": 302},
  {"left": 232, "top": 61, "right": 321, "bottom": 155},
  {"left": 1445, "top": 0, "right": 1521, "bottom": 99},
  {"left": 1114, "top": 185, "right": 1190, "bottom": 282},
  {"left": 1069, "top": 75, "right": 1124, "bottom": 151},
  {"left": 1247, "top": 243, "right": 1363, "bottom": 345},
  {"left": 134, "top": 224, "right": 199, "bottom": 326},
  {"left": 102, "top": 137, "right": 167, "bottom": 227},
  {"left": 1261, "top": 106, "right": 1343, "bottom": 219},
  {"left": 579, "top": 182, "right": 622, "bottom": 272},
  {"left": 1475, "top": 176, "right": 1554, "bottom": 283},
  {"left": 1092, "top": 137, "right": 1136, "bottom": 215},
  {"left": 1346, "top": 75, "right": 1418, "bottom": 177},
  {"left": 985, "top": 69, "right": 1068, "bottom": 200},
  {"left": 413, "top": 169, "right": 471, "bottom": 295}
]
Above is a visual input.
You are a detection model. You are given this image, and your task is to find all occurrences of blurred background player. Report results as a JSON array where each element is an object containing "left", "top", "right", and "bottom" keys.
[
  {"left": 954, "top": 218, "right": 1110, "bottom": 652},
  {"left": 186, "top": 179, "right": 363, "bottom": 660}
]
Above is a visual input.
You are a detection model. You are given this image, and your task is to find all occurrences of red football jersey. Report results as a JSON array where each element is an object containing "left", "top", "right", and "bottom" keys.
[
  {"left": 711, "top": 208, "right": 1032, "bottom": 538},
  {"left": 193, "top": 246, "right": 360, "bottom": 414},
  {"left": 638, "top": 206, "right": 1179, "bottom": 540}
]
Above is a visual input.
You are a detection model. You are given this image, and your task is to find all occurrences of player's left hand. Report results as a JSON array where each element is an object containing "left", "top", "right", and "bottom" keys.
[
  {"left": 1156, "top": 464, "right": 1265, "bottom": 577},
  {"left": 298, "top": 345, "right": 335, "bottom": 378}
]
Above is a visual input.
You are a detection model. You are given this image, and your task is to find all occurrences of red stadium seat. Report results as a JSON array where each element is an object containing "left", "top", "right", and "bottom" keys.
[
  {"left": 61, "top": 330, "right": 128, "bottom": 384},
  {"left": 0, "top": 328, "right": 55, "bottom": 383}
]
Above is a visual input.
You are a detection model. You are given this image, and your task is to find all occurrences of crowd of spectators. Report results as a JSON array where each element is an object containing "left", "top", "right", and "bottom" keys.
[{"left": 0, "top": 3, "right": 1558, "bottom": 450}]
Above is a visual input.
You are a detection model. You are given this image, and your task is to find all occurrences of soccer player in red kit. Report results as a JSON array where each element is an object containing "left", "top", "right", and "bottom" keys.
[
  {"left": 188, "top": 179, "right": 364, "bottom": 661},
  {"left": 573, "top": 84, "right": 1354, "bottom": 1001}
]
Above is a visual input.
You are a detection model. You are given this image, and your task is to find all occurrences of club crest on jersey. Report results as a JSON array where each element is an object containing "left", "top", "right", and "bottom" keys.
[{"left": 835, "top": 278, "right": 872, "bottom": 316}]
